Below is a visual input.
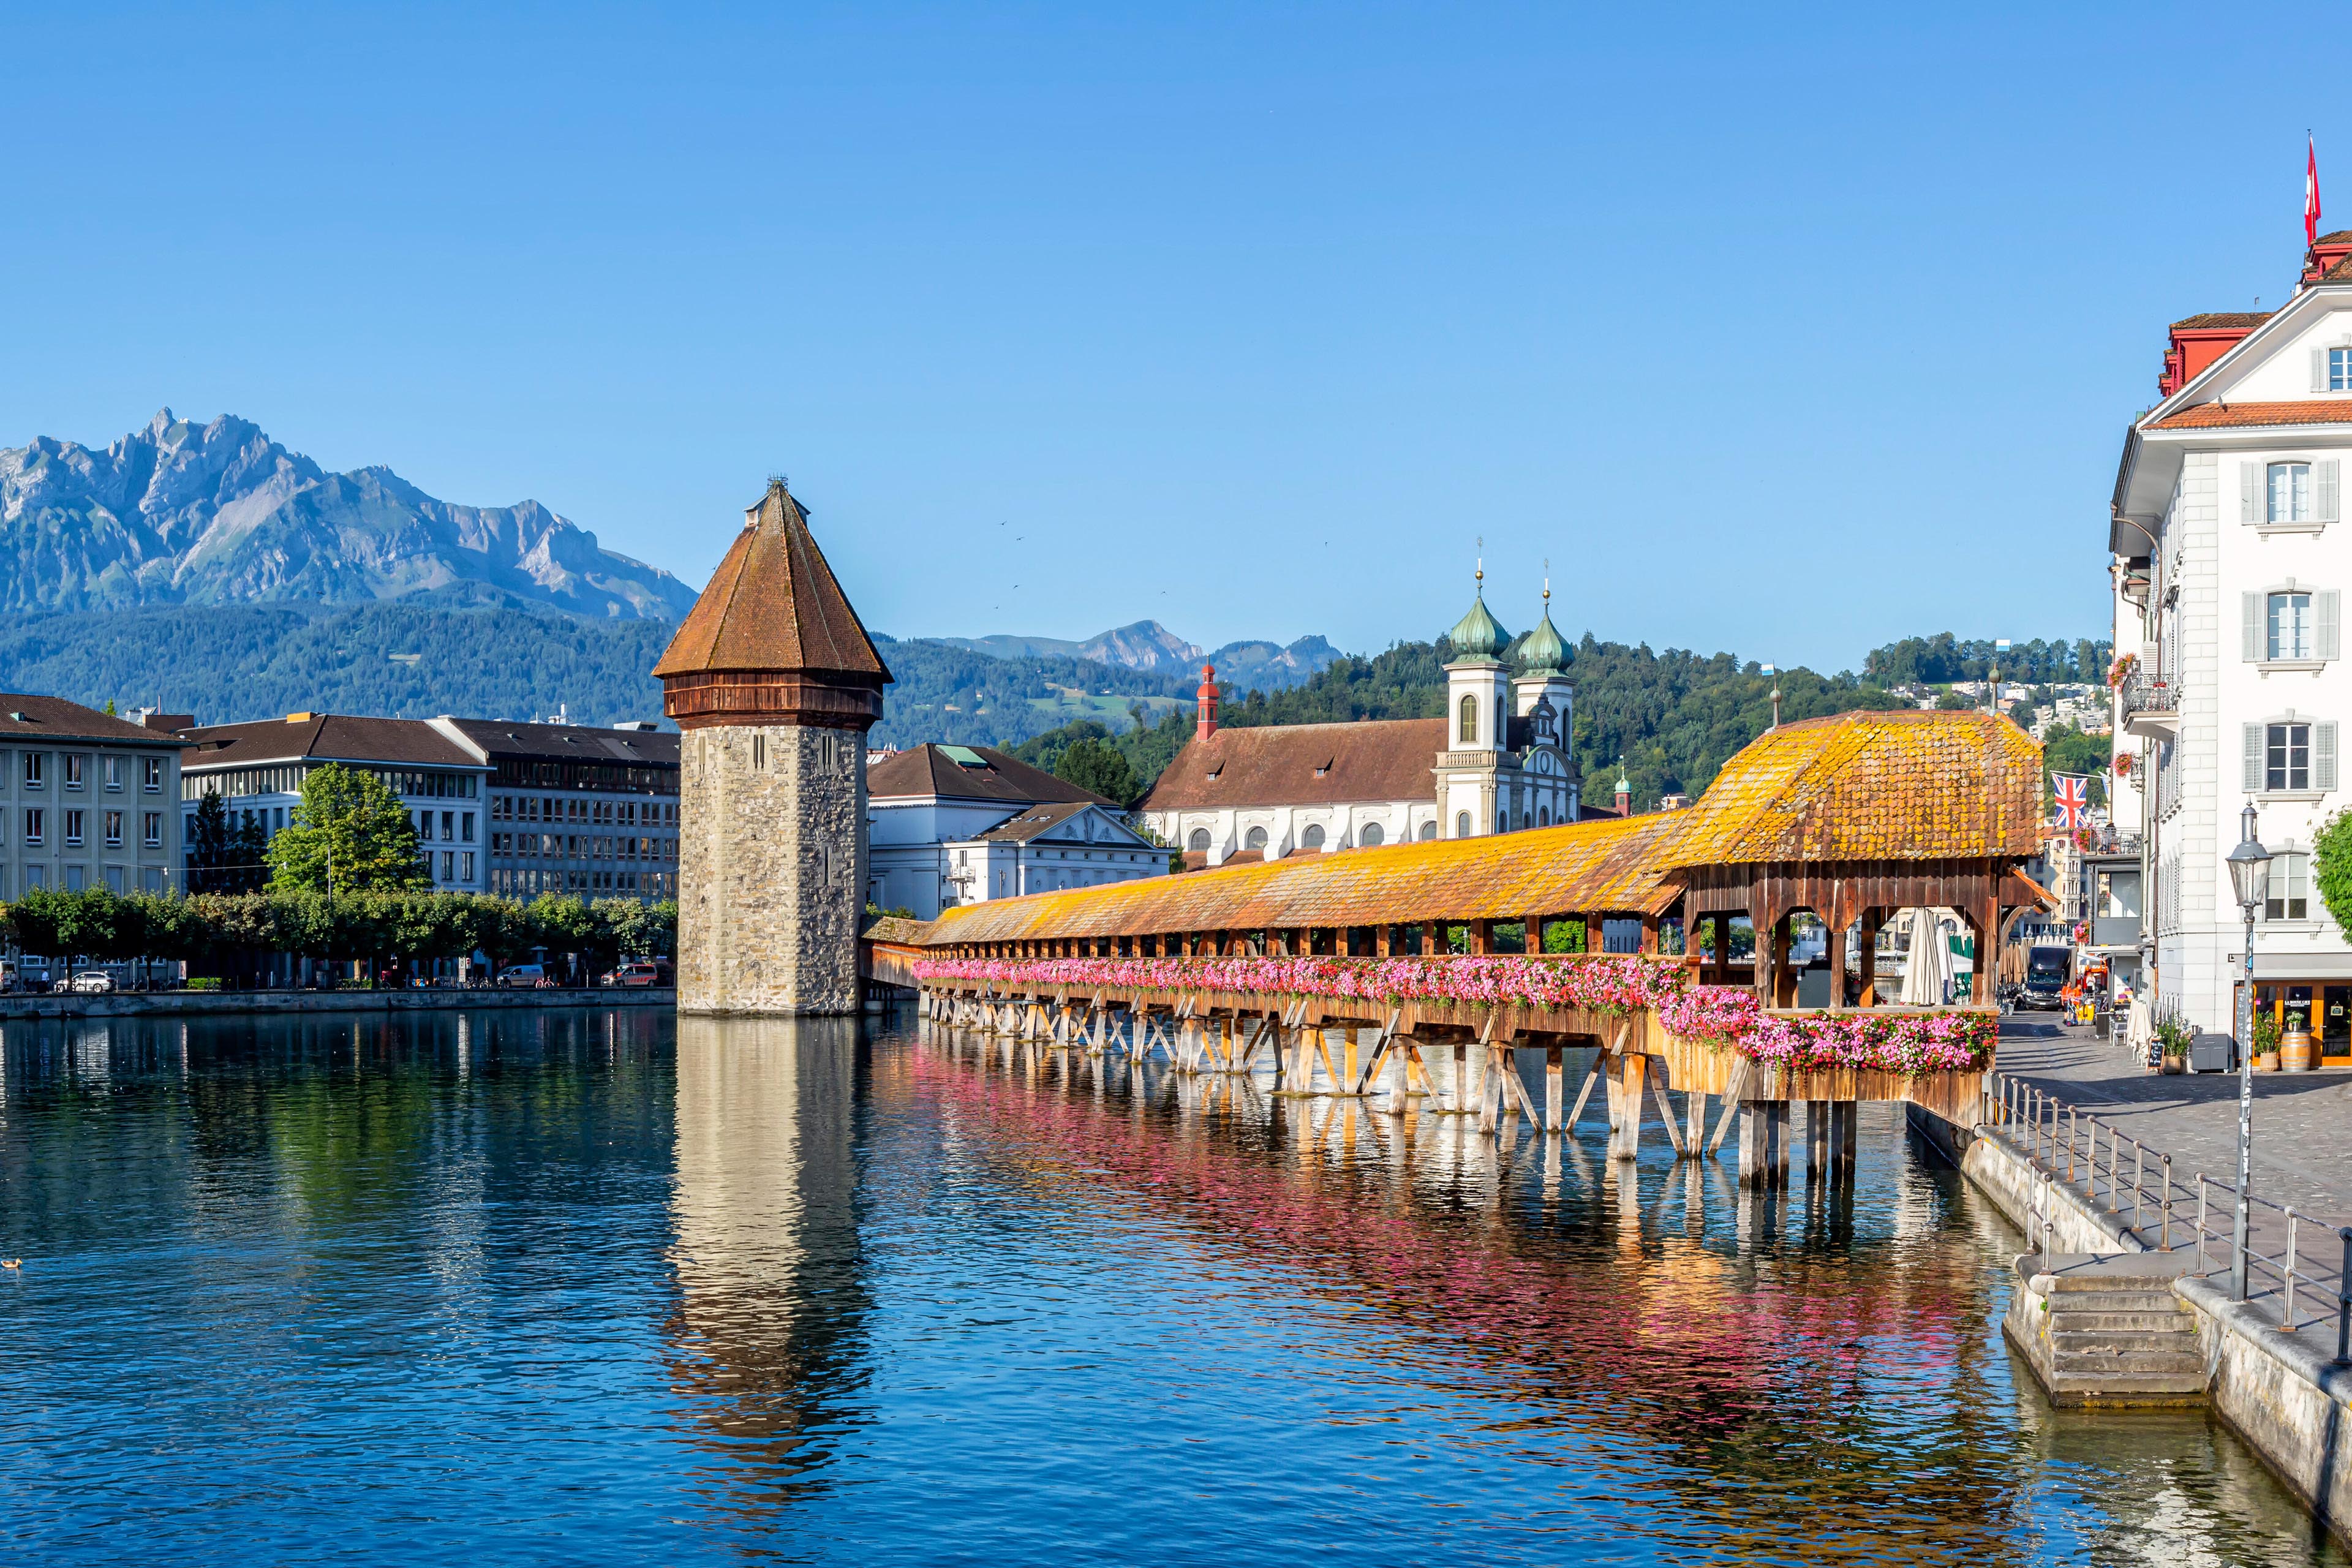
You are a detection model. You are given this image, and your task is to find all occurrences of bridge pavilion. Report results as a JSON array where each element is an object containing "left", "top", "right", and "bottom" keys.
[{"left": 910, "top": 707, "right": 2048, "bottom": 1012}]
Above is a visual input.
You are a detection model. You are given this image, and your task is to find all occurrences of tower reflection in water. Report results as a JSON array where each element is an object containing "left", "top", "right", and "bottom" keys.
[{"left": 668, "top": 1016, "right": 872, "bottom": 1508}]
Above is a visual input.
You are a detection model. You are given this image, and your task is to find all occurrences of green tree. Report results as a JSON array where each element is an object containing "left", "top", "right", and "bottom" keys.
[
  {"left": 186, "top": 791, "right": 268, "bottom": 894},
  {"left": 1053, "top": 737, "right": 1139, "bottom": 806},
  {"left": 266, "top": 763, "right": 429, "bottom": 894},
  {"left": 2315, "top": 812, "right": 2352, "bottom": 941}
]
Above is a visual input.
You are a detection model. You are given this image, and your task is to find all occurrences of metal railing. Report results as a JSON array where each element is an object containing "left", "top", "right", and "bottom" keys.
[
  {"left": 2119, "top": 669, "right": 2176, "bottom": 719},
  {"left": 1984, "top": 1069, "right": 2351, "bottom": 1355}
]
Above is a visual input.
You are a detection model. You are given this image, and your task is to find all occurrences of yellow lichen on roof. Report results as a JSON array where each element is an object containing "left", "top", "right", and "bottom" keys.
[
  {"left": 918, "top": 709, "right": 2044, "bottom": 948},
  {"left": 1650, "top": 709, "right": 2043, "bottom": 867},
  {"left": 924, "top": 810, "right": 1680, "bottom": 947}
]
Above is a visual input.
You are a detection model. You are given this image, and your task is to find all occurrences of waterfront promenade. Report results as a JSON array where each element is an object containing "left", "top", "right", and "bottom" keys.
[{"left": 1996, "top": 1017, "right": 2352, "bottom": 1236}]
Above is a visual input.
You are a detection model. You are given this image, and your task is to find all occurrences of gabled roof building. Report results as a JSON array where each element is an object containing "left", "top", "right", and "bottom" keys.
[
  {"left": 2109, "top": 222, "right": 2352, "bottom": 1053},
  {"left": 867, "top": 742, "right": 1164, "bottom": 917},
  {"left": 1139, "top": 574, "right": 1581, "bottom": 865}
]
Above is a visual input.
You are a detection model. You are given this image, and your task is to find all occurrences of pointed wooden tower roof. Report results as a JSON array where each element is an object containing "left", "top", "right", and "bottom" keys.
[{"left": 654, "top": 478, "right": 892, "bottom": 730}]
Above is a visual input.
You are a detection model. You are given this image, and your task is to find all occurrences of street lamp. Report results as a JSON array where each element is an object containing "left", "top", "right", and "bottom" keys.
[{"left": 2224, "top": 801, "right": 2274, "bottom": 1302}]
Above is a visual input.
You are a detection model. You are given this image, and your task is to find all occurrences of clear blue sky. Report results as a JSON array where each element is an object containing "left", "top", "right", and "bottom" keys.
[{"left": 0, "top": 3, "right": 2335, "bottom": 670}]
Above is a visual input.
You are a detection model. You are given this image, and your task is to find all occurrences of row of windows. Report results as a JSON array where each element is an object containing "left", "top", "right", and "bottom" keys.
[
  {"left": 182, "top": 766, "right": 477, "bottom": 803},
  {"left": 491, "top": 794, "right": 675, "bottom": 827},
  {"left": 488, "top": 867, "right": 675, "bottom": 897},
  {"left": 18, "top": 753, "right": 166, "bottom": 793},
  {"left": 0, "top": 864, "right": 170, "bottom": 896},
  {"left": 20, "top": 809, "right": 165, "bottom": 848},
  {"left": 428, "top": 851, "right": 477, "bottom": 884},
  {"left": 416, "top": 810, "right": 476, "bottom": 844},
  {"left": 491, "top": 832, "right": 677, "bottom": 864},
  {"left": 1196, "top": 820, "right": 1441, "bottom": 854},
  {"left": 492, "top": 760, "right": 678, "bottom": 794}
]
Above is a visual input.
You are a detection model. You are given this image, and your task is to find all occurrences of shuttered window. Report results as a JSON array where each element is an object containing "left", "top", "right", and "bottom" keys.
[
  {"left": 2247, "top": 589, "right": 2344, "bottom": 660},
  {"left": 2317, "top": 347, "right": 2352, "bottom": 392},
  {"left": 2248, "top": 721, "right": 2340, "bottom": 791},
  {"left": 2245, "top": 459, "right": 2343, "bottom": 524}
]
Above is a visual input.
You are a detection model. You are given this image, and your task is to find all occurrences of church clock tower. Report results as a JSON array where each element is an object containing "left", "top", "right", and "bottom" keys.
[{"left": 654, "top": 479, "right": 892, "bottom": 1015}]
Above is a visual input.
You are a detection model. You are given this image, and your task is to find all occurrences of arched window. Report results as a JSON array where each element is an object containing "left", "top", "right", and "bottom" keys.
[
  {"left": 1360, "top": 822, "right": 1384, "bottom": 847},
  {"left": 1456, "top": 811, "right": 1471, "bottom": 837},
  {"left": 1458, "top": 693, "right": 1478, "bottom": 745},
  {"left": 1498, "top": 810, "right": 1510, "bottom": 832},
  {"left": 1418, "top": 821, "right": 1438, "bottom": 841},
  {"left": 1186, "top": 828, "right": 1210, "bottom": 851},
  {"left": 1244, "top": 826, "right": 1268, "bottom": 850},
  {"left": 1301, "top": 824, "right": 1325, "bottom": 850},
  {"left": 1538, "top": 805, "right": 1550, "bottom": 827}
]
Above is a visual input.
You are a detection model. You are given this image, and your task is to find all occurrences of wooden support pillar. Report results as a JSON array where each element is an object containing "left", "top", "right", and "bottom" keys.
[
  {"left": 1771, "top": 1102, "right": 1790, "bottom": 1185},
  {"left": 1544, "top": 1044, "right": 1564, "bottom": 1131},
  {"left": 1834, "top": 1101, "right": 1859, "bottom": 1175},
  {"left": 1771, "top": 915, "right": 1796, "bottom": 1008},
  {"left": 1423, "top": 921, "right": 1441, "bottom": 956},
  {"left": 1740, "top": 1102, "right": 1765, "bottom": 1188},
  {"left": 1806, "top": 1099, "right": 1828, "bottom": 1179},
  {"left": 1477, "top": 1046, "right": 1499, "bottom": 1132},
  {"left": 1823, "top": 922, "right": 1847, "bottom": 1011},
  {"left": 1684, "top": 1087, "right": 1706, "bottom": 1152},
  {"left": 1639, "top": 914, "right": 1659, "bottom": 954},
  {"left": 1856, "top": 910, "right": 1880, "bottom": 1008},
  {"left": 1615, "top": 1052, "right": 1645, "bottom": 1161},
  {"left": 1469, "top": 919, "right": 1491, "bottom": 956},
  {"left": 1376, "top": 924, "right": 1393, "bottom": 957}
]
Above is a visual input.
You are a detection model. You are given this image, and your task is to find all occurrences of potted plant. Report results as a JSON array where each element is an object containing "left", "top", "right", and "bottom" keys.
[
  {"left": 2253, "top": 1007, "right": 2282, "bottom": 1072},
  {"left": 2155, "top": 1015, "right": 2190, "bottom": 1075}
]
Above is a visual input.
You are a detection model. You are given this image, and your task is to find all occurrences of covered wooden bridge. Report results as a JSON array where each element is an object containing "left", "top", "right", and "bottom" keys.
[{"left": 890, "top": 710, "right": 2049, "bottom": 1185}]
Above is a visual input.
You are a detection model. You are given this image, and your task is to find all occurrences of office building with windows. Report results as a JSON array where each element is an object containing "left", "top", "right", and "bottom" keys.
[
  {"left": 426, "top": 718, "right": 680, "bottom": 899},
  {"left": 0, "top": 696, "right": 184, "bottom": 897},
  {"left": 2110, "top": 225, "right": 2352, "bottom": 1055},
  {"left": 179, "top": 714, "right": 491, "bottom": 892}
]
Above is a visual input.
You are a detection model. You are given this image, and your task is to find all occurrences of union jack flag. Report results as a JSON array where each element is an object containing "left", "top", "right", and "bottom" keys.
[{"left": 2052, "top": 774, "right": 2090, "bottom": 832}]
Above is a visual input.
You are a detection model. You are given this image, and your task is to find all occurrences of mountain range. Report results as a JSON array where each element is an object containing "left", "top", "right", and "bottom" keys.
[
  {"left": 0, "top": 410, "right": 696, "bottom": 619},
  {"left": 937, "top": 619, "right": 1340, "bottom": 689}
]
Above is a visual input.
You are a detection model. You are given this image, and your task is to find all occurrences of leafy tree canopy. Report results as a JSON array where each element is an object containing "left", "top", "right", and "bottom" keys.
[{"left": 266, "top": 763, "right": 431, "bottom": 894}]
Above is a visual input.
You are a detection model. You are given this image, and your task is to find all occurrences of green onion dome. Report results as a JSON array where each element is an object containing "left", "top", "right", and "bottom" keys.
[
  {"left": 1518, "top": 599, "right": 1567, "bottom": 675},
  {"left": 1445, "top": 574, "right": 1509, "bottom": 663}
]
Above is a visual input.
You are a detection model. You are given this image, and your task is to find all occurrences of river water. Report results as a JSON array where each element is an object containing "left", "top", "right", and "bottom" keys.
[{"left": 0, "top": 1007, "right": 2341, "bottom": 1566}]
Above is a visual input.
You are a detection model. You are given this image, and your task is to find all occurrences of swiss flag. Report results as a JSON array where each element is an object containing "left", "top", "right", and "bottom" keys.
[{"left": 2309, "top": 135, "right": 2323, "bottom": 250}]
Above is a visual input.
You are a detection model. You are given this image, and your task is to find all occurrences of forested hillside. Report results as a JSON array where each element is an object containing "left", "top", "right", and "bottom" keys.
[{"left": 1009, "top": 628, "right": 2111, "bottom": 812}]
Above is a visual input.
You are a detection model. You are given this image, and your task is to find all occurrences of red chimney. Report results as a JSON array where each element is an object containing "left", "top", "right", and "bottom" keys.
[{"left": 1195, "top": 665, "right": 1219, "bottom": 742}]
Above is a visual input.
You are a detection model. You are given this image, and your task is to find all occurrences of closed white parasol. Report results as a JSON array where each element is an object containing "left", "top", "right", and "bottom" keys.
[{"left": 1899, "top": 907, "right": 1951, "bottom": 1007}]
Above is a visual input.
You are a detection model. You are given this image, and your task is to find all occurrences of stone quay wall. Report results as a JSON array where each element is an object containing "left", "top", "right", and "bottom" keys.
[
  {"left": 0, "top": 987, "right": 673, "bottom": 1021},
  {"left": 1912, "top": 1104, "right": 2352, "bottom": 1548}
]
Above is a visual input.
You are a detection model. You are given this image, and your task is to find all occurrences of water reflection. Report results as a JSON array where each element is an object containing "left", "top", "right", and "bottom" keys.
[{"left": 669, "top": 1016, "right": 872, "bottom": 1508}]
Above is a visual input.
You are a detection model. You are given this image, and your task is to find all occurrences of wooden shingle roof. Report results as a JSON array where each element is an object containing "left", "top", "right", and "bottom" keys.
[
  {"left": 653, "top": 481, "right": 890, "bottom": 682},
  {"left": 917, "top": 709, "right": 2043, "bottom": 946}
]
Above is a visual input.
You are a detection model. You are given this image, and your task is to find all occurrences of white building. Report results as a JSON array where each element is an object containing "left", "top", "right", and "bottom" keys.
[
  {"left": 1140, "top": 579, "right": 1583, "bottom": 864},
  {"left": 867, "top": 743, "right": 1164, "bottom": 916},
  {"left": 179, "top": 713, "right": 491, "bottom": 893},
  {"left": 0, "top": 696, "right": 183, "bottom": 897},
  {"left": 2110, "top": 225, "right": 2352, "bottom": 1055}
]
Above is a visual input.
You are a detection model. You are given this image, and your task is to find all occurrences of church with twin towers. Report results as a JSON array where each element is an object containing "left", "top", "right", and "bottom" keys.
[{"left": 1137, "top": 570, "right": 1588, "bottom": 867}]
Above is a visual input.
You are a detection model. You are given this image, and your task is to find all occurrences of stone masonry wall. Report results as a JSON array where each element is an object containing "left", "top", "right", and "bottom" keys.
[{"left": 678, "top": 723, "right": 867, "bottom": 1015}]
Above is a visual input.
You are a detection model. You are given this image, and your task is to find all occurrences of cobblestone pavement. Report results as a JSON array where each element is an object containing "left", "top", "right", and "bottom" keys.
[{"left": 1994, "top": 1017, "right": 2352, "bottom": 1337}]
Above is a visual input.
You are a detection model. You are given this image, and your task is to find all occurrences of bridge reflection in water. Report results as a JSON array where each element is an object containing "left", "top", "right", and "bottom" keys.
[{"left": 899, "top": 1009, "right": 2337, "bottom": 1564}]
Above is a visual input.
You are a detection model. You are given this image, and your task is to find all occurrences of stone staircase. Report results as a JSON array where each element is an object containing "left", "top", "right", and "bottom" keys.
[{"left": 2003, "top": 1252, "right": 2209, "bottom": 1406}]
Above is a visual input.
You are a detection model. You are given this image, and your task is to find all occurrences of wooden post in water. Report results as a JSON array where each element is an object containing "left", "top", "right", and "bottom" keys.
[
  {"left": 1684, "top": 1088, "right": 1706, "bottom": 1153},
  {"left": 1771, "top": 1102, "right": 1791, "bottom": 1185},
  {"left": 1544, "top": 1044, "right": 1564, "bottom": 1132},
  {"left": 1807, "top": 1099, "right": 1829, "bottom": 1180},
  {"left": 1616, "top": 1053, "right": 1646, "bottom": 1161}
]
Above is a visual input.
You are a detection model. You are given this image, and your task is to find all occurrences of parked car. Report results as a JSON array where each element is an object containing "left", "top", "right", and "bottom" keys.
[
  {"left": 67, "top": 970, "right": 116, "bottom": 995},
  {"left": 601, "top": 962, "right": 663, "bottom": 988},
  {"left": 496, "top": 963, "right": 547, "bottom": 989}
]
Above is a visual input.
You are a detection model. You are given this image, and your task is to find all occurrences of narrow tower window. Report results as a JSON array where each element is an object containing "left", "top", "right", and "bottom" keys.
[
  {"left": 753, "top": 734, "right": 767, "bottom": 770},
  {"left": 1458, "top": 694, "right": 1478, "bottom": 745}
]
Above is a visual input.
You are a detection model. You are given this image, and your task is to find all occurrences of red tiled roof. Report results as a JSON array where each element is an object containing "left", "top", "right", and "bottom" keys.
[
  {"left": 2149, "top": 400, "right": 2352, "bottom": 430},
  {"left": 2170, "top": 312, "right": 2272, "bottom": 331},
  {"left": 1140, "top": 718, "right": 1447, "bottom": 812}
]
